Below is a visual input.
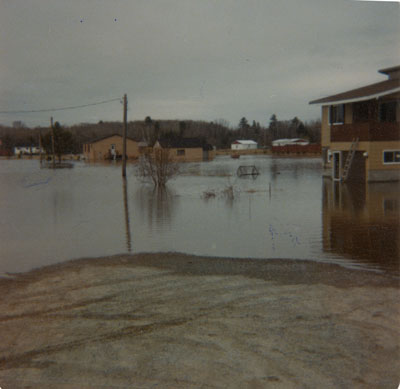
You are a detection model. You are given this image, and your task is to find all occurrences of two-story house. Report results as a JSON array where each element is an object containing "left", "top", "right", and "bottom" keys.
[{"left": 310, "top": 65, "right": 400, "bottom": 182}]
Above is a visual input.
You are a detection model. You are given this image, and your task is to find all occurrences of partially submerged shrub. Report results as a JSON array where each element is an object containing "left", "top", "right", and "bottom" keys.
[{"left": 136, "top": 149, "right": 179, "bottom": 187}]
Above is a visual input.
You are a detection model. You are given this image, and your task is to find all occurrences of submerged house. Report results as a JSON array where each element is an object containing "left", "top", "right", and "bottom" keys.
[
  {"left": 83, "top": 134, "right": 140, "bottom": 161},
  {"left": 310, "top": 65, "right": 400, "bottom": 182},
  {"left": 154, "top": 138, "right": 214, "bottom": 162}
]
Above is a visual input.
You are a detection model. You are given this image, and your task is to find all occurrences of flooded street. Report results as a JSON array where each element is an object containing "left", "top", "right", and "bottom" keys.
[{"left": 0, "top": 156, "right": 398, "bottom": 275}]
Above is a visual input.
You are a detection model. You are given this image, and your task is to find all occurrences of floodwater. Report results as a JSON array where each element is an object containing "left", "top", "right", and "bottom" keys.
[{"left": 0, "top": 156, "right": 399, "bottom": 275}]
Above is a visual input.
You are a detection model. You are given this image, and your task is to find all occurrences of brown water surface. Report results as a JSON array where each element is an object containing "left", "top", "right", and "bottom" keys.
[{"left": 0, "top": 156, "right": 398, "bottom": 275}]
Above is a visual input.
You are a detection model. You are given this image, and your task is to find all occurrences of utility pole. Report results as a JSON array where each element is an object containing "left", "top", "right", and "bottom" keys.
[
  {"left": 51, "top": 116, "right": 55, "bottom": 168},
  {"left": 39, "top": 129, "right": 43, "bottom": 166},
  {"left": 122, "top": 178, "right": 132, "bottom": 252},
  {"left": 122, "top": 94, "right": 127, "bottom": 177}
]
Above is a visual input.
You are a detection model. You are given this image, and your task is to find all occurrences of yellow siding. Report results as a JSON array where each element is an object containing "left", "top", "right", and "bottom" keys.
[
  {"left": 367, "top": 141, "right": 400, "bottom": 171},
  {"left": 321, "top": 106, "right": 330, "bottom": 147},
  {"left": 329, "top": 141, "right": 370, "bottom": 152},
  {"left": 321, "top": 103, "right": 352, "bottom": 148},
  {"left": 170, "top": 148, "right": 203, "bottom": 162},
  {"left": 84, "top": 136, "right": 140, "bottom": 161},
  {"left": 326, "top": 141, "right": 400, "bottom": 176},
  {"left": 344, "top": 103, "right": 352, "bottom": 124},
  {"left": 153, "top": 143, "right": 215, "bottom": 162}
]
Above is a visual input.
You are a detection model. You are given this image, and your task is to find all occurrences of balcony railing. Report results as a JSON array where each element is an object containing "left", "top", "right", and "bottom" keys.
[{"left": 330, "top": 121, "right": 400, "bottom": 142}]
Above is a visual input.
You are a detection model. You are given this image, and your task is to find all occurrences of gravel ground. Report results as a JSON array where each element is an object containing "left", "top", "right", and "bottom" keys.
[{"left": 0, "top": 253, "right": 399, "bottom": 388}]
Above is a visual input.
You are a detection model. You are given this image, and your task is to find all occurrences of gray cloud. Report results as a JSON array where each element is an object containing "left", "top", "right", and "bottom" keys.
[{"left": 1, "top": 0, "right": 399, "bottom": 127}]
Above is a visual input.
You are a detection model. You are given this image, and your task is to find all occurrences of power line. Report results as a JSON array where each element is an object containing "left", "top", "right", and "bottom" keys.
[{"left": 0, "top": 98, "right": 122, "bottom": 114}]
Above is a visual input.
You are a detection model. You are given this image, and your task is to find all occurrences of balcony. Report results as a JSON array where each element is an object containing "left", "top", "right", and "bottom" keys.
[{"left": 330, "top": 121, "right": 400, "bottom": 142}]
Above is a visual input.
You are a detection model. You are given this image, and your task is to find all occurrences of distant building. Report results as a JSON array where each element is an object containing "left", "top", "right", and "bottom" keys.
[
  {"left": 271, "top": 138, "right": 320, "bottom": 154},
  {"left": 154, "top": 138, "right": 214, "bottom": 162},
  {"left": 83, "top": 134, "right": 140, "bottom": 161},
  {"left": 231, "top": 140, "right": 258, "bottom": 150},
  {"left": 310, "top": 65, "right": 400, "bottom": 182},
  {"left": 271, "top": 138, "right": 309, "bottom": 147},
  {"left": 14, "top": 146, "right": 43, "bottom": 155}
]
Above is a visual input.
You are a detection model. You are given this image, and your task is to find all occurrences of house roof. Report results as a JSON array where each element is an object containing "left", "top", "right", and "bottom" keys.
[
  {"left": 309, "top": 65, "right": 400, "bottom": 105},
  {"left": 272, "top": 138, "right": 309, "bottom": 144},
  {"left": 309, "top": 79, "right": 400, "bottom": 105},
  {"left": 157, "top": 138, "right": 213, "bottom": 150},
  {"left": 232, "top": 140, "right": 258, "bottom": 145},
  {"left": 85, "top": 133, "right": 138, "bottom": 144},
  {"left": 378, "top": 65, "right": 400, "bottom": 76}
]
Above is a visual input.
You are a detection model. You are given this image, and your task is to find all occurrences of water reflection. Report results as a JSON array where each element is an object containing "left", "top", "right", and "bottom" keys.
[
  {"left": 1, "top": 159, "right": 398, "bottom": 275},
  {"left": 134, "top": 186, "right": 176, "bottom": 231},
  {"left": 122, "top": 178, "right": 132, "bottom": 252},
  {"left": 270, "top": 158, "right": 279, "bottom": 180},
  {"left": 322, "top": 179, "right": 400, "bottom": 273}
]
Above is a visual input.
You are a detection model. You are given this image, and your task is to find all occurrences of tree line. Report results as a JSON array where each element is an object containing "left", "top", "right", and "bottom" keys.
[{"left": 0, "top": 115, "right": 320, "bottom": 154}]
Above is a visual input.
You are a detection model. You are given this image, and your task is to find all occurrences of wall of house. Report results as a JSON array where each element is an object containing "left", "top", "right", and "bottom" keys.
[
  {"left": 323, "top": 141, "right": 369, "bottom": 175},
  {"left": 325, "top": 140, "right": 400, "bottom": 181},
  {"left": 84, "top": 136, "right": 139, "bottom": 160},
  {"left": 203, "top": 149, "right": 216, "bottom": 161},
  {"left": 344, "top": 103, "right": 352, "bottom": 124},
  {"left": 321, "top": 106, "right": 330, "bottom": 147},
  {"left": 320, "top": 98, "right": 400, "bottom": 181},
  {"left": 170, "top": 147, "right": 204, "bottom": 162},
  {"left": 321, "top": 103, "right": 352, "bottom": 147},
  {"left": 232, "top": 143, "right": 257, "bottom": 150},
  {"left": 367, "top": 141, "right": 400, "bottom": 171},
  {"left": 366, "top": 141, "right": 400, "bottom": 181}
]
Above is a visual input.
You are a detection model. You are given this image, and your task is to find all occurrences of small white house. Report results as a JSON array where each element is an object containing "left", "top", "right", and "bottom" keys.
[
  {"left": 231, "top": 140, "right": 258, "bottom": 150},
  {"left": 272, "top": 138, "right": 309, "bottom": 147},
  {"left": 14, "top": 146, "right": 43, "bottom": 155}
]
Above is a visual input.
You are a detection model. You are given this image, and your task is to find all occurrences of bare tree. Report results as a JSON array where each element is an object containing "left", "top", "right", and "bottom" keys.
[{"left": 136, "top": 148, "right": 179, "bottom": 187}]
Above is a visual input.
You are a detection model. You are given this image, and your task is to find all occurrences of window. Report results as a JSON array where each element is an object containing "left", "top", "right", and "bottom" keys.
[
  {"left": 383, "top": 199, "right": 399, "bottom": 214},
  {"left": 329, "top": 104, "right": 345, "bottom": 124},
  {"left": 353, "top": 102, "right": 369, "bottom": 122},
  {"left": 177, "top": 149, "right": 185, "bottom": 156},
  {"left": 379, "top": 101, "right": 397, "bottom": 122},
  {"left": 383, "top": 150, "right": 400, "bottom": 164}
]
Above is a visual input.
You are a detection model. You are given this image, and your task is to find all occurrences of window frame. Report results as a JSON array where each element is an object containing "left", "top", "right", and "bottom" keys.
[
  {"left": 329, "top": 104, "right": 345, "bottom": 125},
  {"left": 177, "top": 149, "right": 185, "bottom": 156},
  {"left": 383, "top": 149, "right": 400, "bottom": 165}
]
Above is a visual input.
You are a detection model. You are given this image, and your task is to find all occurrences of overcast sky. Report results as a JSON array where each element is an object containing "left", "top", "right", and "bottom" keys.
[{"left": 0, "top": 0, "right": 399, "bottom": 128}]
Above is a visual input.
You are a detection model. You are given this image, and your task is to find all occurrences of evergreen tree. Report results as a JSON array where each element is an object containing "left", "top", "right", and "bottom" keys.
[
  {"left": 238, "top": 117, "right": 249, "bottom": 130},
  {"left": 269, "top": 114, "right": 278, "bottom": 139},
  {"left": 42, "top": 122, "right": 75, "bottom": 162}
]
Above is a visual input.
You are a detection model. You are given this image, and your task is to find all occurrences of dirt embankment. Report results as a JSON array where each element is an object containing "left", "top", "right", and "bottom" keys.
[{"left": 0, "top": 253, "right": 399, "bottom": 388}]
